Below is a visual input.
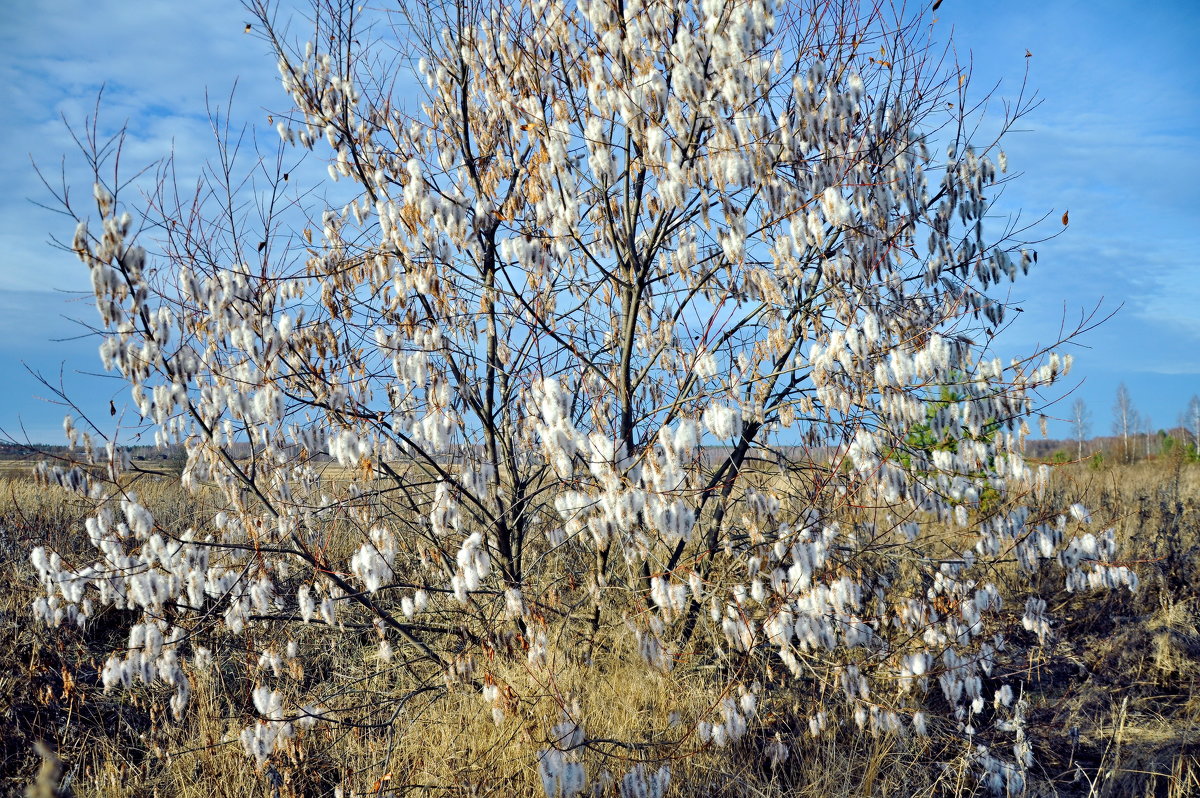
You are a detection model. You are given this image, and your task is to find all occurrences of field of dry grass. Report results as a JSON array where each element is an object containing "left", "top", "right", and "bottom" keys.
[{"left": 3, "top": 457, "right": 1199, "bottom": 797}]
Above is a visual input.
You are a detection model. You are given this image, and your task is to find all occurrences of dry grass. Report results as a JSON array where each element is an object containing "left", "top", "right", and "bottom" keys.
[{"left": 2, "top": 459, "right": 1199, "bottom": 797}]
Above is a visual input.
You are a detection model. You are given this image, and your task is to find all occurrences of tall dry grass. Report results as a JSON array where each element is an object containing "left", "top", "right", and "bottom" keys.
[{"left": 2, "top": 459, "right": 1199, "bottom": 797}]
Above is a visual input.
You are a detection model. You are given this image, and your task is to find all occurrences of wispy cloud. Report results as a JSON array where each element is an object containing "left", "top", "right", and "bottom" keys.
[{"left": 1, "top": 1, "right": 292, "bottom": 292}]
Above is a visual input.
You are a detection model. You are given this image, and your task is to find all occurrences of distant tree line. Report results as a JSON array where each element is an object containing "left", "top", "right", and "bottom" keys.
[{"left": 1049, "top": 386, "right": 1200, "bottom": 464}]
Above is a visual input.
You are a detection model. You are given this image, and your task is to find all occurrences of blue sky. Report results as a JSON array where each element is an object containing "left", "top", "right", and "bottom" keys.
[
  {"left": 937, "top": 0, "right": 1200, "bottom": 439},
  {"left": 0, "top": 0, "right": 1196, "bottom": 444}
]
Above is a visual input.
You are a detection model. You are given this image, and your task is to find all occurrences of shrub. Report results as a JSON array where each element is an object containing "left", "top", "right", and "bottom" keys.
[{"left": 28, "top": 0, "right": 1131, "bottom": 793}]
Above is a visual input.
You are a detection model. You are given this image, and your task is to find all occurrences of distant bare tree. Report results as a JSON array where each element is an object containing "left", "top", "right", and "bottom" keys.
[
  {"left": 1183, "top": 395, "right": 1200, "bottom": 452},
  {"left": 1112, "top": 383, "right": 1139, "bottom": 462},
  {"left": 1069, "top": 398, "right": 1091, "bottom": 459}
]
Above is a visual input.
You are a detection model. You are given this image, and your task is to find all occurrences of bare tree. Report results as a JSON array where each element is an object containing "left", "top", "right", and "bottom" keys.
[
  {"left": 1069, "top": 398, "right": 1091, "bottom": 459},
  {"left": 1183, "top": 394, "right": 1200, "bottom": 452},
  {"left": 27, "top": 1, "right": 1127, "bottom": 794},
  {"left": 1112, "top": 382, "right": 1139, "bottom": 462}
]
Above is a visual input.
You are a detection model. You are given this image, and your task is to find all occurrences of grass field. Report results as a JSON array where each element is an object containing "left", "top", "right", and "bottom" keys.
[{"left": 3, "top": 457, "right": 1199, "bottom": 797}]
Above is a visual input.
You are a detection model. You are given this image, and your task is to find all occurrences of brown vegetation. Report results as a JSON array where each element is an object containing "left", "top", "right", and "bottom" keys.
[{"left": 2, "top": 459, "right": 1199, "bottom": 797}]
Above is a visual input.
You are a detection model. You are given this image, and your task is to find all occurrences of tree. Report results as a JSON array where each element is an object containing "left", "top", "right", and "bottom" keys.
[
  {"left": 1183, "top": 395, "right": 1200, "bottom": 452},
  {"left": 1112, "top": 382, "right": 1139, "bottom": 462},
  {"left": 30, "top": 1, "right": 1129, "bottom": 794},
  {"left": 1141, "top": 415, "right": 1156, "bottom": 458},
  {"left": 1069, "top": 398, "right": 1091, "bottom": 459}
]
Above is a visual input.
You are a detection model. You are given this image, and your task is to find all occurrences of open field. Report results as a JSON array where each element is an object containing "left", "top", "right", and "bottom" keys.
[{"left": 3, "top": 458, "right": 1200, "bottom": 797}]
